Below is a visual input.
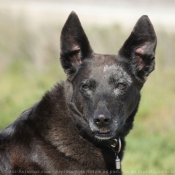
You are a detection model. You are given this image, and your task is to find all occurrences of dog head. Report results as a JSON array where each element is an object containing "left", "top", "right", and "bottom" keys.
[{"left": 60, "top": 12, "right": 157, "bottom": 144}]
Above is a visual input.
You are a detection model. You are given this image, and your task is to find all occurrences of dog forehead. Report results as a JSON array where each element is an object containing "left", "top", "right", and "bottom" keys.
[
  {"left": 104, "top": 64, "right": 132, "bottom": 83},
  {"left": 103, "top": 64, "right": 120, "bottom": 73},
  {"left": 88, "top": 54, "right": 132, "bottom": 84},
  {"left": 87, "top": 54, "right": 114, "bottom": 77},
  {"left": 90, "top": 54, "right": 117, "bottom": 72}
]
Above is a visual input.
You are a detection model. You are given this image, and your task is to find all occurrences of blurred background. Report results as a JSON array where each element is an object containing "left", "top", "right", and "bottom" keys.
[{"left": 0, "top": 0, "right": 175, "bottom": 174}]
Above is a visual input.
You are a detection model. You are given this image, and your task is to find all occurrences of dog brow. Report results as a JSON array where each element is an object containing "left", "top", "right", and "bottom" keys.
[{"left": 103, "top": 65, "right": 132, "bottom": 85}]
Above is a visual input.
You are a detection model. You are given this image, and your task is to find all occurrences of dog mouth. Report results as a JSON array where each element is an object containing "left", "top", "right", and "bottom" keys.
[{"left": 94, "top": 129, "right": 115, "bottom": 140}]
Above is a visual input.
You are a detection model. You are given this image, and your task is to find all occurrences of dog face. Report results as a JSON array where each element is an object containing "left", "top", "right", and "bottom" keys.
[{"left": 60, "top": 12, "right": 156, "bottom": 142}]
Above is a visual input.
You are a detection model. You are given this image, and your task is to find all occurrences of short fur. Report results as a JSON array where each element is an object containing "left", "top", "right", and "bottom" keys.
[{"left": 0, "top": 12, "right": 157, "bottom": 175}]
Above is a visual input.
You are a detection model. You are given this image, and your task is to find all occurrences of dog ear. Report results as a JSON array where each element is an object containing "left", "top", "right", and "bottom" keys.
[
  {"left": 60, "top": 11, "right": 93, "bottom": 77},
  {"left": 119, "top": 15, "right": 157, "bottom": 81}
]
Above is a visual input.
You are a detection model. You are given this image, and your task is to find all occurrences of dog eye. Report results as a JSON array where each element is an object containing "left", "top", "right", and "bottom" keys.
[
  {"left": 116, "top": 83, "right": 127, "bottom": 90},
  {"left": 80, "top": 84, "right": 90, "bottom": 91}
]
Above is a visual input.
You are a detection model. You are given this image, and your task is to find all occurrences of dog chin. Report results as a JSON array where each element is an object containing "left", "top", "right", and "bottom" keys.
[{"left": 94, "top": 131, "right": 116, "bottom": 141}]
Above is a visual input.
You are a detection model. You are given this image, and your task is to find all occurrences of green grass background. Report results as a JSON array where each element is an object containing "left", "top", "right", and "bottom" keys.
[{"left": 0, "top": 12, "right": 175, "bottom": 174}]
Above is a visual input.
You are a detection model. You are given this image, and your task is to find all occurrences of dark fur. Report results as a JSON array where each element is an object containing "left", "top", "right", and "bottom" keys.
[{"left": 0, "top": 12, "right": 157, "bottom": 175}]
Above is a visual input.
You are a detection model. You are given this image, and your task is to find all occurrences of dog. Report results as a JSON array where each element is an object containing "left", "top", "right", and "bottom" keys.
[{"left": 0, "top": 11, "right": 157, "bottom": 175}]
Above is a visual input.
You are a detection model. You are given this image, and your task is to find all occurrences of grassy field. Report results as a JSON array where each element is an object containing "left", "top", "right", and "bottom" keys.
[{"left": 0, "top": 12, "right": 175, "bottom": 175}]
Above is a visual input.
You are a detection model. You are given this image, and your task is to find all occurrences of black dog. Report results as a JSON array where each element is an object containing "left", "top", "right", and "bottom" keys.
[{"left": 0, "top": 12, "right": 157, "bottom": 175}]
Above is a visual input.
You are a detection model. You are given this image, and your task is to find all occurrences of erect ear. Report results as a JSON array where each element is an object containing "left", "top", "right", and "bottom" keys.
[
  {"left": 119, "top": 15, "right": 157, "bottom": 82},
  {"left": 60, "top": 11, "right": 93, "bottom": 78}
]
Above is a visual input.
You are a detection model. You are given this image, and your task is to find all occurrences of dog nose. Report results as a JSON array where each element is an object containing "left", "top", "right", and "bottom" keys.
[{"left": 94, "top": 114, "right": 111, "bottom": 126}]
